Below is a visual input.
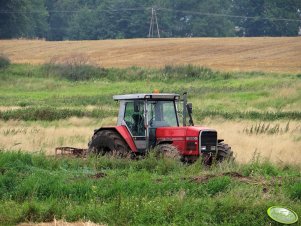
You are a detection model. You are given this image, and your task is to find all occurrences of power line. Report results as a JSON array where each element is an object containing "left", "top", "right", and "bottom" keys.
[
  {"left": 0, "top": 7, "right": 300, "bottom": 23},
  {"left": 0, "top": 8, "right": 148, "bottom": 14},
  {"left": 159, "top": 8, "right": 301, "bottom": 22}
]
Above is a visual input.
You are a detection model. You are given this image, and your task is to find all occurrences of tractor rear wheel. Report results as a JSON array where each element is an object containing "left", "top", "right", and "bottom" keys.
[
  {"left": 216, "top": 142, "right": 234, "bottom": 162},
  {"left": 156, "top": 144, "right": 181, "bottom": 160},
  {"left": 88, "top": 130, "right": 130, "bottom": 158}
]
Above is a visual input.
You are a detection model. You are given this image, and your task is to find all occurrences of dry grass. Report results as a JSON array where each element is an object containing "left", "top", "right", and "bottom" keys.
[
  {"left": 0, "top": 118, "right": 300, "bottom": 164},
  {"left": 1, "top": 37, "right": 301, "bottom": 73},
  {"left": 203, "top": 118, "right": 301, "bottom": 164},
  {"left": 0, "top": 106, "right": 23, "bottom": 111},
  {"left": 0, "top": 117, "right": 115, "bottom": 155}
]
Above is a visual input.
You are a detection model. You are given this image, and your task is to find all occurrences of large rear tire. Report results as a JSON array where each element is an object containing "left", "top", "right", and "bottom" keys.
[
  {"left": 88, "top": 130, "right": 130, "bottom": 158},
  {"left": 216, "top": 142, "right": 234, "bottom": 162}
]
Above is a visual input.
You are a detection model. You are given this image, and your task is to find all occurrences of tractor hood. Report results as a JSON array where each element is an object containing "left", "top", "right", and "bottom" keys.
[{"left": 156, "top": 126, "right": 216, "bottom": 138}]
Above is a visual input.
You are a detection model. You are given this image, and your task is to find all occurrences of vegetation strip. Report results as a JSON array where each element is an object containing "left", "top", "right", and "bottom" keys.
[
  {"left": 0, "top": 151, "right": 300, "bottom": 225},
  {"left": 0, "top": 107, "right": 300, "bottom": 121}
]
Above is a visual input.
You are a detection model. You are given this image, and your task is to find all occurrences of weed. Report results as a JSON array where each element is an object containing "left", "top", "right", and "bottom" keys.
[
  {"left": 243, "top": 121, "right": 291, "bottom": 135},
  {"left": 0, "top": 54, "right": 10, "bottom": 69}
]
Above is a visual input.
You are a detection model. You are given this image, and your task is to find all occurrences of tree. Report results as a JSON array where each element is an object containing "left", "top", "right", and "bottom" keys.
[
  {"left": 0, "top": 0, "right": 48, "bottom": 39},
  {"left": 233, "top": 0, "right": 301, "bottom": 36},
  {"left": 0, "top": 0, "right": 30, "bottom": 38}
]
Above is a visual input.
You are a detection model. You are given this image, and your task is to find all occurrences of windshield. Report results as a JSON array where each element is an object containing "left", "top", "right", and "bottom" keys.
[{"left": 147, "top": 101, "right": 178, "bottom": 127}]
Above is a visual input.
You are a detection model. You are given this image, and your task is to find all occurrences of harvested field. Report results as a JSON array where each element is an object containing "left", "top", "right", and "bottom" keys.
[{"left": 1, "top": 37, "right": 301, "bottom": 73}]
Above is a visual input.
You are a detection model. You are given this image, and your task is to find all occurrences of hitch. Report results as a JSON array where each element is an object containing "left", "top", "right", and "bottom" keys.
[{"left": 55, "top": 147, "right": 87, "bottom": 157}]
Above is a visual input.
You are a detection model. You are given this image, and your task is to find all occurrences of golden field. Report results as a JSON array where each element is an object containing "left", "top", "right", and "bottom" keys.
[
  {"left": 1, "top": 37, "right": 301, "bottom": 73},
  {"left": 1, "top": 118, "right": 300, "bottom": 165}
]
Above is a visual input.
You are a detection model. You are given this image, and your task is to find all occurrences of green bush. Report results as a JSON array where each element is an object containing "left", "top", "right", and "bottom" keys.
[
  {"left": 42, "top": 54, "right": 107, "bottom": 81},
  {"left": 43, "top": 63, "right": 107, "bottom": 81},
  {"left": 0, "top": 54, "right": 10, "bottom": 69}
]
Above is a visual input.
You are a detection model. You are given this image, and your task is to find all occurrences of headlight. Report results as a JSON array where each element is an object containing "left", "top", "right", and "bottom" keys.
[{"left": 201, "top": 146, "right": 206, "bottom": 151}]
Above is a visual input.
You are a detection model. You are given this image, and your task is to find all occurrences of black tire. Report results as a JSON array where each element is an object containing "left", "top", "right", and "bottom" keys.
[
  {"left": 88, "top": 130, "right": 130, "bottom": 158},
  {"left": 156, "top": 144, "right": 181, "bottom": 160},
  {"left": 216, "top": 142, "right": 234, "bottom": 162}
]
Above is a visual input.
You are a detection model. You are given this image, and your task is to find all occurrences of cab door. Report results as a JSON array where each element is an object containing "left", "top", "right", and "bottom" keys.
[{"left": 123, "top": 100, "right": 147, "bottom": 151}]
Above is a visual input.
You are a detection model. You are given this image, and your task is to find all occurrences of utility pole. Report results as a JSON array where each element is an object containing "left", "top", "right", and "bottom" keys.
[{"left": 148, "top": 7, "right": 160, "bottom": 38}]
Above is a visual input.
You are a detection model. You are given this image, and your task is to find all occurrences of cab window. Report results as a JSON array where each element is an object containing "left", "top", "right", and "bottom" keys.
[
  {"left": 147, "top": 101, "right": 178, "bottom": 127},
  {"left": 124, "top": 101, "right": 145, "bottom": 136}
]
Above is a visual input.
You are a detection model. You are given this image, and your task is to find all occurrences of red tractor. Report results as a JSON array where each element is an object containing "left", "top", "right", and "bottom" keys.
[{"left": 88, "top": 92, "right": 233, "bottom": 163}]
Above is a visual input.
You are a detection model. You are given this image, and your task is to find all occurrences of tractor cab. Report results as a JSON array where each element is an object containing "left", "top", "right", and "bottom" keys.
[{"left": 113, "top": 93, "right": 182, "bottom": 151}]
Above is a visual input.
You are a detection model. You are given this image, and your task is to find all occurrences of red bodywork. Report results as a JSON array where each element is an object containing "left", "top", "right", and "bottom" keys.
[
  {"left": 101, "top": 125, "right": 213, "bottom": 156},
  {"left": 156, "top": 126, "right": 212, "bottom": 156},
  {"left": 97, "top": 126, "right": 138, "bottom": 152}
]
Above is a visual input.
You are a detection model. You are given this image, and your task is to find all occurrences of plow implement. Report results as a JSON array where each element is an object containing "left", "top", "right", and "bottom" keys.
[{"left": 55, "top": 147, "right": 87, "bottom": 157}]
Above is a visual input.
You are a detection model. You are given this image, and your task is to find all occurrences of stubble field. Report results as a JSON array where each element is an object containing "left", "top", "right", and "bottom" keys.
[{"left": 1, "top": 37, "right": 301, "bottom": 73}]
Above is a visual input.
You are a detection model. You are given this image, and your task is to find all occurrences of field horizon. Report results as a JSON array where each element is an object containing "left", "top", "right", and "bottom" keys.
[{"left": 1, "top": 37, "right": 301, "bottom": 73}]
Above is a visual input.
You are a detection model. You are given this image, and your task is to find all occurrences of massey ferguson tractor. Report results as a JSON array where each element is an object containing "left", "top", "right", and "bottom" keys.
[{"left": 88, "top": 92, "right": 233, "bottom": 163}]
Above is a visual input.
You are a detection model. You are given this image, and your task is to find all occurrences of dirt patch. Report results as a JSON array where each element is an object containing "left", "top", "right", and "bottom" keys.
[
  {"left": 88, "top": 172, "right": 107, "bottom": 179},
  {"left": 185, "top": 172, "right": 253, "bottom": 184},
  {"left": 185, "top": 171, "right": 285, "bottom": 196}
]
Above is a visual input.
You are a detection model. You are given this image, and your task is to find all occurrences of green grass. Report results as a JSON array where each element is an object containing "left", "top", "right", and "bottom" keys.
[
  {"left": 0, "top": 151, "right": 300, "bottom": 225},
  {"left": 1, "top": 107, "right": 300, "bottom": 121},
  {"left": 0, "top": 64, "right": 300, "bottom": 121}
]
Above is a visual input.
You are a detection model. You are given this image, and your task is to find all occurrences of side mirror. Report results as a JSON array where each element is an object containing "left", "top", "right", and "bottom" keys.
[{"left": 187, "top": 103, "right": 193, "bottom": 114}]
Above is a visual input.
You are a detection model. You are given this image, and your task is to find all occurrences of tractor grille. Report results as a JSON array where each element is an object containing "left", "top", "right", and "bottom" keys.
[{"left": 199, "top": 131, "right": 217, "bottom": 153}]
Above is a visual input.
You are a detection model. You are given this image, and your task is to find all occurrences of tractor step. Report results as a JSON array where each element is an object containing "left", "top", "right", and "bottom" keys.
[{"left": 55, "top": 146, "right": 87, "bottom": 157}]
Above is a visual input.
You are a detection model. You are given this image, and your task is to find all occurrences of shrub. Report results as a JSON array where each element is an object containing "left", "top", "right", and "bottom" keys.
[
  {"left": 42, "top": 54, "right": 107, "bottom": 81},
  {"left": 163, "top": 64, "right": 217, "bottom": 80},
  {"left": 0, "top": 54, "right": 10, "bottom": 69}
]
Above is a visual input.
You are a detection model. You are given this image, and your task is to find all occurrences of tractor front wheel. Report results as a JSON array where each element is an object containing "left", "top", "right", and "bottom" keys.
[
  {"left": 216, "top": 142, "right": 234, "bottom": 162},
  {"left": 156, "top": 144, "right": 181, "bottom": 160},
  {"left": 88, "top": 130, "right": 130, "bottom": 158}
]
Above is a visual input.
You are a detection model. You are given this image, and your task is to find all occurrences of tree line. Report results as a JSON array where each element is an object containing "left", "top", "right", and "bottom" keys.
[{"left": 0, "top": 0, "right": 300, "bottom": 40}]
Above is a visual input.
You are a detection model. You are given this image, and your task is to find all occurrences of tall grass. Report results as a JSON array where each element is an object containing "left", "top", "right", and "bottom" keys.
[
  {"left": 0, "top": 151, "right": 300, "bottom": 225},
  {"left": 243, "top": 121, "right": 291, "bottom": 135},
  {"left": 0, "top": 54, "right": 10, "bottom": 69}
]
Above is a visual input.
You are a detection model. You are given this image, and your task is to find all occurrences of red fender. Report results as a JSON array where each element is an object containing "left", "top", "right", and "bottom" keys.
[{"left": 95, "top": 126, "right": 137, "bottom": 152}]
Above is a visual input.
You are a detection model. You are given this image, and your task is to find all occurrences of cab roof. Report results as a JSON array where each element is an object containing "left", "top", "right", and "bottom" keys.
[{"left": 113, "top": 93, "right": 180, "bottom": 101}]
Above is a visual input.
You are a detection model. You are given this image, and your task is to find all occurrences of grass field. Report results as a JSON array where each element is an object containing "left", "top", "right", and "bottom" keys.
[
  {"left": 0, "top": 151, "right": 300, "bottom": 225},
  {"left": 1, "top": 37, "right": 301, "bottom": 73}
]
